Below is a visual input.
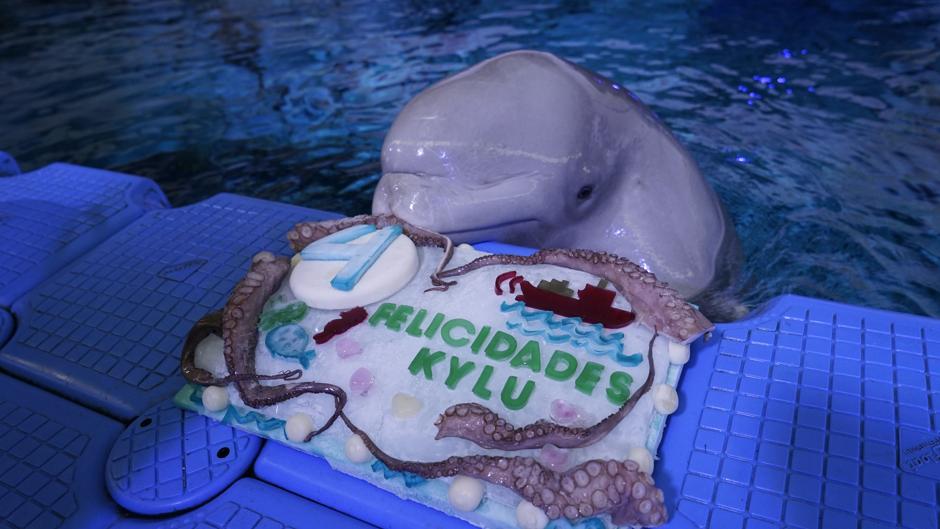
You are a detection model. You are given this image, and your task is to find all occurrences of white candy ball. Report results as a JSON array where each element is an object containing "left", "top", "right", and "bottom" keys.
[
  {"left": 391, "top": 393, "right": 422, "bottom": 419},
  {"left": 345, "top": 434, "right": 372, "bottom": 463},
  {"left": 515, "top": 500, "right": 549, "bottom": 529},
  {"left": 201, "top": 386, "right": 229, "bottom": 412},
  {"left": 653, "top": 384, "right": 679, "bottom": 415},
  {"left": 628, "top": 446, "right": 655, "bottom": 475},
  {"left": 285, "top": 413, "right": 315, "bottom": 442},
  {"left": 448, "top": 476, "right": 485, "bottom": 512},
  {"left": 668, "top": 340, "right": 690, "bottom": 365}
]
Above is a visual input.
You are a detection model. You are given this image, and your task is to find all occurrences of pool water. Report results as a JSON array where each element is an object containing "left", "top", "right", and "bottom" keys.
[{"left": 2, "top": 0, "right": 938, "bottom": 320}]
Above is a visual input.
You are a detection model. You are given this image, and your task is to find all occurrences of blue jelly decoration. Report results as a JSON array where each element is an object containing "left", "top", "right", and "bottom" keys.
[
  {"left": 265, "top": 324, "right": 316, "bottom": 368},
  {"left": 300, "top": 224, "right": 403, "bottom": 291},
  {"left": 615, "top": 352, "right": 644, "bottom": 367}
]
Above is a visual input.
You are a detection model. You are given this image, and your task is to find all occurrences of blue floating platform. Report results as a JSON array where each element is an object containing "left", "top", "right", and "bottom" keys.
[
  {"left": 660, "top": 294, "right": 940, "bottom": 529},
  {"left": 108, "top": 478, "right": 376, "bottom": 529},
  {"left": 105, "top": 399, "right": 261, "bottom": 515},
  {"left": 0, "top": 163, "right": 168, "bottom": 308},
  {"left": 0, "top": 372, "right": 123, "bottom": 529},
  {"left": 0, "top": 308, "right": 11, "bottom": 350},
  {"left": 0, "top": 193, "right": 341, "bottom": 421}
]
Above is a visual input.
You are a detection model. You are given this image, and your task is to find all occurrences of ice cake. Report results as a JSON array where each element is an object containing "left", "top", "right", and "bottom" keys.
[{"left": 176, "top": 214, "right": 713, "bottom": 529}]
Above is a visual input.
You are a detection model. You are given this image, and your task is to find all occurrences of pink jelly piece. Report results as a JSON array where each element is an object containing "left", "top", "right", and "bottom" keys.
[
  {"left": 550, "top": 399, "right": 581, "bottom": 425},
  {"left": 350, "top": 367, "right": 374, "bottom": 396},
  {"left": 538, "top": 444, "right": 569, "bottom": 470},
  {"left": 335, "top": 337, "right": 362, "bottom": 359}
]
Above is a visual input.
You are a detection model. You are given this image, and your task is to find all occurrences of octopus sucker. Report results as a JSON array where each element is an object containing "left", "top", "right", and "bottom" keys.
[
  {"left": 179, "top": 214, "right": 678, "bottom": 527},
  {"left": 434, "top": 331, "right": 658, "bottom": 451}
]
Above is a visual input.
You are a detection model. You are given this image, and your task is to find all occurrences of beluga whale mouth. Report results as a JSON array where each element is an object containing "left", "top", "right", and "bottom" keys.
[
  {"left": 372, "top": 170, "right": 552, "bottom": 245},
  {"left": 371, "top": 49, "right": 740, "bottom": 301}
]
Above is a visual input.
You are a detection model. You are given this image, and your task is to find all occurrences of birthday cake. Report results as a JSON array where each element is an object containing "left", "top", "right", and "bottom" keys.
[{"left": 176, "top": 214, "right": 713, "bottom": 529}]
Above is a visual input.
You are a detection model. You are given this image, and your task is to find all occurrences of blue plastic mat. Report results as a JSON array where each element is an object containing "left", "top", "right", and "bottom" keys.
[
  {"left": 0, "top": 372, "right": 123, "bottom": 529},
  {"left": 0, "top": 308, "right": 11, "bottom": 350},
  {"left": 108, "top": 478, "right": 377, "bottom": 529},
  {"left": 0, "top": 163, "right": 168, "bottom": 307},
  {"left": 660, "top": 294, "right": 940, "bottom": 529},
  {"left": 0, "top": 193, "right": 341, "bottom": 421},
  {"left": 105, "top": 399, "right": 261, "bottom": 515},
  {"left": 252, "top": 294, "right": 940, "bottom": 529}
]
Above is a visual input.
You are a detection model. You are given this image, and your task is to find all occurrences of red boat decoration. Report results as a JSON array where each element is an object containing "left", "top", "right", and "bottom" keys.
[{"left": 515, "top": 279, "right": 635, "bottom": 329}]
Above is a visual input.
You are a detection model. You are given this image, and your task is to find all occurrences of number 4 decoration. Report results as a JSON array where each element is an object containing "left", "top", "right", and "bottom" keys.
[{"left": 300, "top": 224, "right": 404, "bottom": 291}]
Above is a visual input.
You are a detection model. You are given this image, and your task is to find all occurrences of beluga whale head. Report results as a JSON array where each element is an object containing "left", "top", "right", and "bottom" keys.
[{"left": 373, "top": 50, "right": 738, "bottom": 300}]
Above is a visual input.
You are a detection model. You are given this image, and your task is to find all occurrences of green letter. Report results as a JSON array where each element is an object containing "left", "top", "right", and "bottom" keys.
[
  {"left": 424, "top": 313, "right": 445, "bottom": 338},
  {"left": 606, "top": 371, "right": 634, "bottom": 406},
  {"left": 545, "top": 350, "right": 578, "bottom": 381},
  {"left": 575, "top": 362, "right": 605, "bottom": 396},
  {"left": 442, "top": 318, "right": 475, "bottom": 348},
  {"left": 472, "top": 365, "right": 495, "bottom": 400},
  {"left": 387, "top": 304, "right": 414, "bottom": 331},
  {"left": 470, "top": 326, "right": 491, "bottom": 353},
  {"left": 445, "top": 356, "right": 477, "bottom": 390},
  {"left": 405, "top": 309, "right": 427, "bottom": 337},
  {"left": 484, "top": 331, "right": 517, "bottom": 361},
  {"left": 501, "top": 376, "right": 535, "bottom": 411},
  {"left": 408, "top": 347, "right": 446, "bottom": 380},
  {"left": 369, "top": 303, "right": 396, "bottom": 327},
  {"left": 510, "top": 340, "right": 542, "bottom": 373}
]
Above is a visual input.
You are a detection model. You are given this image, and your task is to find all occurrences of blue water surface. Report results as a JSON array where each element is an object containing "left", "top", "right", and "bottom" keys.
[{"left": 1, "top": 0, "right": 938, "bottom": 318}]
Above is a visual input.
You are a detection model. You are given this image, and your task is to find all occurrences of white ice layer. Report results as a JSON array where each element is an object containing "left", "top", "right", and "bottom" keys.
[{"left": 194, "top": 243, "right": 685, "bottom": 529}]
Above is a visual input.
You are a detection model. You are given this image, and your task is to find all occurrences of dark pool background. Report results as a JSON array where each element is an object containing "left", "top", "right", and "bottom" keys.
[{"left": 1, "top": 0, "right": 938, "bottom": 319}]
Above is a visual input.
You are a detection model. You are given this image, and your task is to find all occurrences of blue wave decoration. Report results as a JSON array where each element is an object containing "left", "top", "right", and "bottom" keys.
[
  {"left": 371, "top": 460, "right": 426, "bottom": 487},
  {"left": 189, "top": 385, "right": 205, "bottom": 405},
  {"left": 222, "top": 405, "right": 287, "bottom": 433},
  {"left": 501, "top": 301, "right": 645, "bottom": 367}
]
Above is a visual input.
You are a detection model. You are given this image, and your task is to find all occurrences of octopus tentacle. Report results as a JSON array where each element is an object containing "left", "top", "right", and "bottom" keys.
[
  {"left": 181, "top": 310, "right": 303, "bottom": 386},
  {"left": 342, "top": 412, "right": 666, "bottom": 526},
  {"left": 439, "top": 249, "right": 712, "bottom": 344},
  {"left": 217, "top": 251, "right": 350, "bottom": 422},
  {"left": 287, "top": 214, "right": 453, "bottom": 253},
  {"left": 434, "top": 332, "right": 658, "bottom": 450}
]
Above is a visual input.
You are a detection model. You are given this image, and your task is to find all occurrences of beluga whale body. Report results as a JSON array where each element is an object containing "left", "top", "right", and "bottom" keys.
[{"left": 372, "top": 50, "right": 739, "bottom": 301}]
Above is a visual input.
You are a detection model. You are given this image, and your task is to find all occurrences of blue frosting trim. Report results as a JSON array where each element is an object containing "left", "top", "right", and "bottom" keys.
[
  {"left": 222, "top": 405, "right": 288, "bottom": 433},
  {"left": 501, "top": 301, "right": 643, "bottom": 367},
  {"left": 189, "top": 384, "right": 205, "bottom": 405},
  {"left": 371, "top": 460, "right": 426, "bottom": 488}
]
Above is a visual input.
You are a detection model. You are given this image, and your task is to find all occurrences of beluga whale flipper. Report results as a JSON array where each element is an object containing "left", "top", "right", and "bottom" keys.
[{"left": 372, "top": 50, "right": 739, "bottom": 302}]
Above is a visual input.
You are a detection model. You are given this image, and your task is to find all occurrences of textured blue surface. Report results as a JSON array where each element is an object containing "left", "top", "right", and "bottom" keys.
[
  {"left": 105, "top": 399, "right": 261, "bottom": 515},
  {"left": 0, "top": 163, "right": 168, "bottom": 307},
  {"left": 0, "top": 372, "right": 123, "bottom": 529},
  {"left": 659, "top": 295, "right": 940, "bottom": 529},
  {"left": 108, "top": 478, "right": 376, "bottom": 529},
  {"left": 0, "top": 308, "right": 11, "bottom": 350},
  {"left": 0, "top": 193, "right": 340, "bottom": 420},
  {"left": 254, "top": 443, "right": 474, "bottom": 529}
]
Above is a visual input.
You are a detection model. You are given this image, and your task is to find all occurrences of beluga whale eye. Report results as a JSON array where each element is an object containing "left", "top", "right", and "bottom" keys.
[{"left": 576, "top": 185, "right": 594, "bottom": 201}]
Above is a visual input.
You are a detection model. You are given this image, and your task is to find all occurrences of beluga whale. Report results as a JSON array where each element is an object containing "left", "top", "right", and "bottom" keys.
[{"left": 372, "top": 50, "right": 739, "bottom": 303}]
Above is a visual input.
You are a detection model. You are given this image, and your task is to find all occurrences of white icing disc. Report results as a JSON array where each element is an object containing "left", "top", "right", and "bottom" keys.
[{"left": 289, "top": 231, "right": 419, "bottom": 310}]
